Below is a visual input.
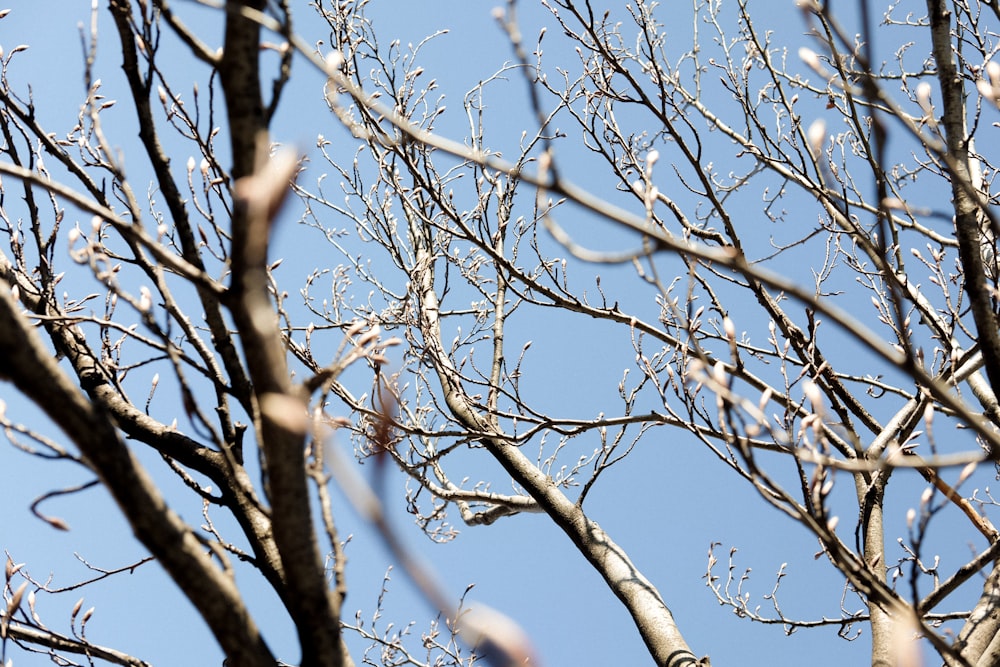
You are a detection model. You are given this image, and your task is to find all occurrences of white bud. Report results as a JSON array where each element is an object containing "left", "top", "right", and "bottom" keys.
[
  {"left": 916, "top": 81, "right": 933, "bottom": 113},
  {"left": 798, "top": 47, "right": 825, "bottom": 75},
  {"left": 807, "top": 119, "right": 826, "bottom": 157},
  {"left": 957, "top": 461, "right": 977, "bottom": 485},
  {"left": 723, "top": 316, "right": 736, "bottom": 341},
  {"left": 978, "top": 79, "right": 996, "bottom": 106},
  {"left": 325, "top": 50, "right": 345, "bottom": 71},
  {"left": 138, "top": 286, "right": 152, "bottom": 312},
  {"left": 758, "top": 387, "right": 772, "bottom": 411},
  {"left": 804, "top": 381, "right": 822, "bottom": 411},
  {"left": 712, "top": 360, "right": 727, "bottom": 385},
  {"left": 989, "top": 61, "right": 1000, "bottom": 86}
]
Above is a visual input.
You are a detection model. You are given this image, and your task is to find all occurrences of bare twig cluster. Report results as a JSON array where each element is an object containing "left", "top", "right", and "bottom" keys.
[{"left": 4, "top": 1, "right": 1000, "bottom": 666}]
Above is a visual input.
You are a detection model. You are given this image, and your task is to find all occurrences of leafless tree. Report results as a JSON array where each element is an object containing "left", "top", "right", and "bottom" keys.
[{"left": 4, "top": 0, "right": 1000, "bottom": 666}]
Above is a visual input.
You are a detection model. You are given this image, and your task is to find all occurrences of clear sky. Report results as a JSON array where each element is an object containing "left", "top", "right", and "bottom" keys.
[{"left": 0, "top": 2, "right": 988, "bottom": 666}]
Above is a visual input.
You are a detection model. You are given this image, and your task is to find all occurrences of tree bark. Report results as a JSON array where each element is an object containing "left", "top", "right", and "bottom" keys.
[
  {"left": 0, "top": 282, "right": 276, "bottom": 667},
  {"left": 410, "top": 214, "right": 706, "bottom": 667}
]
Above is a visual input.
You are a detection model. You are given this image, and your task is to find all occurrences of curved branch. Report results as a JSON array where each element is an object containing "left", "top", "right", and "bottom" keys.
[
  {"left": 0, "top": 284, "right": 275, "bottom": 667},
  {"left": 6, "top": 623, "right": 152, "bottom": 667},
  {"left": 409, "top": 204, "right": 705, "bottom": 667}
]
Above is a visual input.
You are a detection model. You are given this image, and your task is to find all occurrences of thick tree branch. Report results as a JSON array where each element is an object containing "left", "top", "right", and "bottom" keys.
[
  {"left": 409, "top": 213, "right": 706, "bottom": 667},
  {"left": 219, "top": 3, "right": 347, "bottom": 665},
  {"left": 927, "top": 0, "right": 1000, "bottom": 450},
  {"left": 954, "top": 564, "right": 1000, "bottom": 665},
  {"left": 0, "top": 282, "right": 275, "bottom": 667},
  {"left": 6, "top": 623, "right": 152, "bottom": 667}
]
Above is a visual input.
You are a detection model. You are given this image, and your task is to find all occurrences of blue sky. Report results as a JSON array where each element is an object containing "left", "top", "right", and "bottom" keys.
[{"left": 0, "top": 1, "right": 992, "bottom": 666}]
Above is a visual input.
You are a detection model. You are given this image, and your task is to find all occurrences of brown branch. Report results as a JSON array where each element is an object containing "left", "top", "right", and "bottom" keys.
[
  {"left": 0, "top": 284, "right": 275, "bottom": 667},
  {"left": 239, "top": 154, "right": 347, "bottom": 666},
  {"left": 220, "top": 3, "right": 347, "bottom": 663},
  {"left": 109, "top": 0, "right": 254, "bottom": 412},
  {"left": 927, "top": 0, "right": 1000, "bottom": 453},
  {"left": 227, "top": 148, "right": 348, "bottom": 667},
  {"left": 408, "top": 203, "right": 706, "bottom": 667},
  {"left": 6, "top": 623, "right": 152, "bottom": 667}
]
